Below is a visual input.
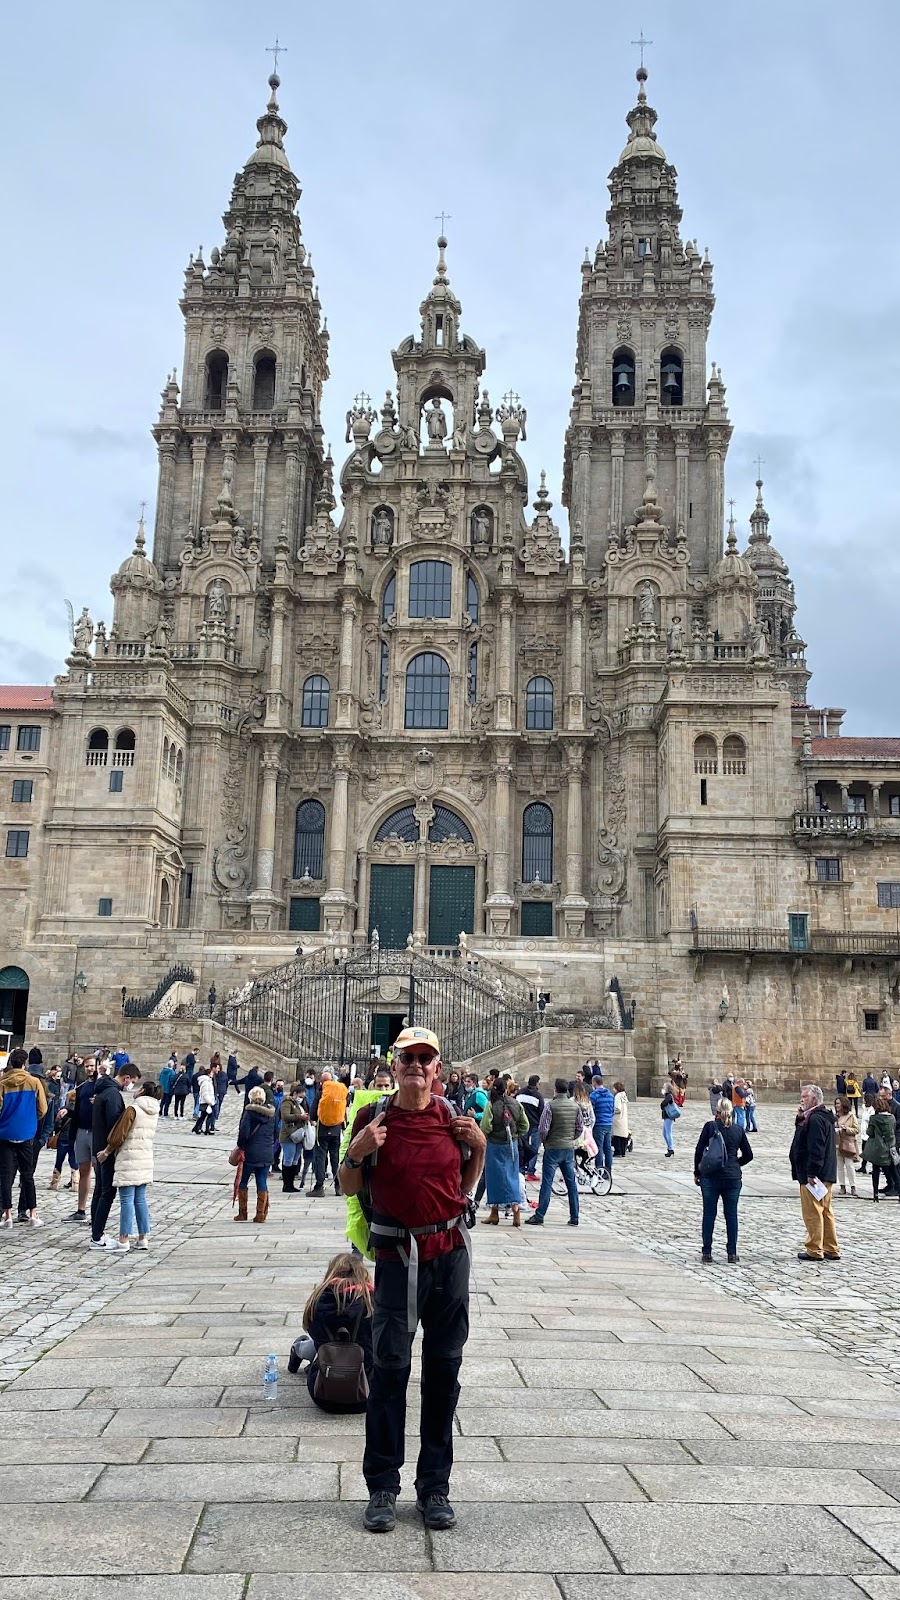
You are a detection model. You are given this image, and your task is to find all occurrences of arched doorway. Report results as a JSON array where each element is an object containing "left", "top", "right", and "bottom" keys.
[
  {"left": 367, "top": 803, "right": 477, "bottom": 949},
  {"left": 0, "top": 965, "right": 29, "bottom": 1044}
]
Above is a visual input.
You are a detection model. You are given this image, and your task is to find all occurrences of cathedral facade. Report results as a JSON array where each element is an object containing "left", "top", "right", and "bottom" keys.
[{"left": 2, "top": 66, "right": 899, "bottom": 1084}]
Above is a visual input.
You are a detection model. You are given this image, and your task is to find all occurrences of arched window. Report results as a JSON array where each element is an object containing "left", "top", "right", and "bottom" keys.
[
  {"left": 429, "top": 805, "right": 473, "bottom": 844},
  {"left": 381, "top": 573, "right": 396, "bottom": 624},
  {"left": 525, "top": 676, "right": 554, "bottom": 731},
  {"left": 375, "top": 806, "right": 419, "bottom": 842},
  {"left": 159, "top": 880, "right": 171, "bottom": 928},
  {"left": 660, "top": 348, "right": 684, "bottom": 407},
  {"left": 205, "top": 351, "right": 228, "bottom": 411},
  {"left": 113, "top": 729, "right": 135, "bottom": 768},
  {"left": 693, "top": 735, "right": 718, "bottom": 775},
  {"left": 86, "top": 729, "right": 108, "bottom": 767},
  {"left": 405, "top": 652, "right": 450, "bottom": 729},
  {"left": 409, "top": 560, "right": 451, "bottom": 618},
  {"left": 722, "top": 734, "right": 747, "bottom": 776},
  {"left": 252, "top": 353, "right": 276, "bottom": 410},
  {"left": 294, "top": 799, "right": 325, "bottom": 879},
  {"left": 612, "top": 348, "right": 636, "bottom": 407},
  {"left": 523, "top": 802, "right": 554, "bottom": 884},
  {"left": 162, "top": 738, "right": 170, "bottom": 775},
  {"left": 466, "top": 572, "right": 480, "bottom": 625},
  {"left": 301, "top": 675, "right": 330, "bottom": 728}
]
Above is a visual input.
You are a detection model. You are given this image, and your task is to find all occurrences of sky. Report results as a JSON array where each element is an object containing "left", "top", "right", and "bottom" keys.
[{"left": 2, "top": 0, "right": 898, "bottom": 731}]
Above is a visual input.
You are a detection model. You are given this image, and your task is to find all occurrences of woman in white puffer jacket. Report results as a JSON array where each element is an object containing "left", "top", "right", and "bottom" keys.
[{"left": 106, "top": 1084, "right": 161, "bottom": 1254}]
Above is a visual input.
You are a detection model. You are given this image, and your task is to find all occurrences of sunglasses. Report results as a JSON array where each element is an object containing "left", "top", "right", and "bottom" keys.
[{"left": 397, "top": 1049, "right": 438, "bottom": 1066}]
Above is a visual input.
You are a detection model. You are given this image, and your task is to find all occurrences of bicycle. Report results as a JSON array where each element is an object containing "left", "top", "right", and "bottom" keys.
[{"left": 552, "top": 1153, "right": 612, "bottom": 1199}]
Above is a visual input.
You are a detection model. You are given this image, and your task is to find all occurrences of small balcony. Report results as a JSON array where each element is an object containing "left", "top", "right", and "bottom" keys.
[
  {"left": 792, "top": 811, "right": 870, "bottom": 837},
  {"left": 692, "top": 925, "right": 900, "bottom": 959}
]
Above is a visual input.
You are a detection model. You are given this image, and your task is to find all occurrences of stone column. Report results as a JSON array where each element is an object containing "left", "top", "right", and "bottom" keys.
[
  {"left": 610, "top": 429, "right": 626, "bottom": 538},
  {"left": 485, "top": 741, "right": 515, "bottom": 936},
  {"left": 336, "top": 597, "right": 357, "bottom": 727},
  {"left": 248, "top": 742, "right": 285, "bottom": 930},
  {"left": 251, "top": 437, "right": 270, "bottom": 532},
  {"left": 284, "top": 433, "right": 301, "bottom": 545},
  {"left": 644, "top": 426, "right": 658, "bottom": 487},
  {"left": 496, "top": 595, "right": 514, "bottom": 730},
  {"left": 840, "top": 784, "right": 849, "bottom": 813},
  {"left": 706, "top": 429, "right": 726, "bottom": 569},
  {"left": 413, "top": 837, "right": 428, "bottom": 950},
  {"left": 566, "top": 593, "right": 585, "bottom": 730},
  {"left": 870, "top": 784, "right": 881, "bottom": 819},
  {"left": 188, "top": 437, "right": 208, "bottom": 539},
  {"left": 321, "top": 740, "right": 353, "bottom": 935},
  {"left": 561, "top": 743, "right": 588, "bottom": 937},
  {"left": 674, "top": 429, "right": 690, "bottom": 534},
  {"left": 353, "top": 848, "right": 369, "bottom": 945},
  {"left": 154, "top": 437, "right": 177, "bottom": 552}
]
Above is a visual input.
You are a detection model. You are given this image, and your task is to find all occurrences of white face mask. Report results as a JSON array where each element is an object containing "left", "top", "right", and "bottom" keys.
[{"left": 305, "top": 1077, "right": 315, "bottom": 1086}]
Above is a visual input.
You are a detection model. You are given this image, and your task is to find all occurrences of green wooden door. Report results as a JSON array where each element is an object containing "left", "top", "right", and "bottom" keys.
[
  {"left": 428, "top": 865, "right": 475, "bottom": 947},
  {"left": 520, "top": 900, "right": 554, "bottom": 937},
  {"left": 368, "top": 864, "right": 415, "bottom": 948}
]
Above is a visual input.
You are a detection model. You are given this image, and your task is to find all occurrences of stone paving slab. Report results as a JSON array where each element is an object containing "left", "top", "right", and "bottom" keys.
[
  {"left": 0, "top": 1582, "right": 245, "bottom": 1600},
  {"left": 630, "top": 1465, "right": 896, "bottom": 1505},
  {"left": 187, "top": 1503, "right": 432, "bottom": 1573},
  {"left": 251, "top": 1579, "right": 562, "bottom": 1600},
  {"left": 456, "top": 1405, "right": 732, "bottom": 1438},
  {"left": 829, "top": 1511, "right": 900, "bottom": 1570},
  {"left": 586, "top": 1502, "right": 891, "bottom": 1575},
  {"left": 338, "top": 1462, "right": 644, "bottom": 1501},
  {"left": 0, "top": 1466, "right": 103, "bottom": 1500},
  {"left": 559, "top": 1581, "right": 867, "bottom": 1600},
  {"left": 428, "top": 1502, "right": 616, "bottom": 1575},
  {"left": 90, "top": 1462, "right": 339, "bottom": 1501},
  {"left": 0, "top": 1503, "right": 203, "bottom": 1576},
  {"left": 100, "top": 1406, "right": 247, "bottom": 1437}
]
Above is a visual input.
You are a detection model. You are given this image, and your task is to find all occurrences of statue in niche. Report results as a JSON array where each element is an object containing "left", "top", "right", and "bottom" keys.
[
  {"left": 426, "top": 398, "right": 448, "bottom": 444},
  {"left": 399, "top": 419, "right": 419, "bottom": 451},
  {"left": 637, "top": 582, "right": 656, "bottom": 627},
  {"left": 752, "top": 617, "right": 770, "bottom": 660},
  {"left": 372, "top": 507, "right": 394, "bottom": 548},
  {"left": 206, "top": 580, "right": 229, "bottom": 621},
  {"left": 471, "top": 506, "right": 492, "bottom": 547}
]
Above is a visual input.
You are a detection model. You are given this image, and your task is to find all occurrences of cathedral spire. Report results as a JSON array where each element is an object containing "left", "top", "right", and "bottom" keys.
[
  {"left": 748, "top": 475, "right": 771, "bottom": 548},
  {"left": 244, "top": 70, "right": 291, "bottom": 173},
  {"left": 618, "top": 66, "right": 667, "bottom": 165}
]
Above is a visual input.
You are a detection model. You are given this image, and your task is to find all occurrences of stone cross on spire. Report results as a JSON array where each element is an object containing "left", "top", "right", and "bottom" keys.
[
  {"left": 631, "top": 30, "right": 653, "bottom": 68},
  {"left": 266, "top": 36, "right": 287, "bottom": 75}
]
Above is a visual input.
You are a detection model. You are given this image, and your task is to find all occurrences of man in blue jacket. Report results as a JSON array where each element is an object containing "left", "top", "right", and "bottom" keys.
[
  {"left": 590, "top": 1074, "right": 616, "bottom": 1174},
  {"left": 0, "top": 1049, "right": 48, "bottom": 1228}
]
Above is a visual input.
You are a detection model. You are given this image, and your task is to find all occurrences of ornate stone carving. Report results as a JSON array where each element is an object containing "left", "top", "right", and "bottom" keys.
[
  {"left": 213, "top": 743, "right": 250, "bottom": 894},
  {"left": 298, "top": 499, "right": 343, "bottom": 576},
  {"left": 520, "top": 473, "right": 564, "bottom": 575}
]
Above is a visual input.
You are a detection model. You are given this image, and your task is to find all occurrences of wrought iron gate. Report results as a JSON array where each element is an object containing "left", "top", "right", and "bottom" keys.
[{"left": 220, "top": 941, "right": 538, "bottom": 1069}]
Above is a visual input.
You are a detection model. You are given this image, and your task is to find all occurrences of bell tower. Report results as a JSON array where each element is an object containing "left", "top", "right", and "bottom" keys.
[
  {"left": 563, "top": 66, "right": 731, "bottom": 577},
  {"left": 151, "top": 68, "right": 329, "bottom": 583}
]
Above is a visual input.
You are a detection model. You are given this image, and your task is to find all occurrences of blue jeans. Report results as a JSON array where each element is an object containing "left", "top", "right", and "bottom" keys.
[
  {"left": 240, "top": 1165, "right": 269, "bottom": 1194},
  {"left": 746, "top": 1108, "right": 758, "bottom": 1132},
  {"left": 118, "top": 1183, "right": 151, "bottom": 1238},
  {"left": 733, "top": 1106, "right": 746, "bottom": 1132},
  {"left": 662, "top": 1116, "right": 675, "bottom": 1152},
  {"left": 595, "top": 1126, "right": 613, "bottom": 1172},
  {"left": 699, "top": 1175, "right": 741, "bottom": 1255},
  {"left": 535, "top": 1147, "right": 579, "bottom": 1222}
]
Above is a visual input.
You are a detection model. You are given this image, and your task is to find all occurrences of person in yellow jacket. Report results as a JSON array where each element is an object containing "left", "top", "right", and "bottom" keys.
[{"left": 341, "top": 1064, "right": 396, "bottom": 1257}]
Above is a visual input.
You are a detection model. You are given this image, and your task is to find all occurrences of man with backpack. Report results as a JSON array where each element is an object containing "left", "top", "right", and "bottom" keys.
[
  {"left": 516, "top": 1075, "right": 544, "bottom": 1179},
  {"left": 339, "top": 1025, "right": 486, "bottom": 1535},
  {"left": 311, "top": 1069, "right": 348, "bottom": 1197}
]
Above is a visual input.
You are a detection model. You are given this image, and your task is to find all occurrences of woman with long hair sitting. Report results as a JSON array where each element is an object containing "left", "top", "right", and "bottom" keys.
[{"left": 289, "top": 1252, "right": 374, "bottom": 1411}]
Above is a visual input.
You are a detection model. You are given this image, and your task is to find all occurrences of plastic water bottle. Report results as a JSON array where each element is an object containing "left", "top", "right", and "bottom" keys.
[{"left": 264, "top": 1353, "right": 278, "bottom": 1403}]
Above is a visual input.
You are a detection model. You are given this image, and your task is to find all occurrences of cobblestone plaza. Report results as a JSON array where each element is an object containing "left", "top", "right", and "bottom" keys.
[{"left": 2, "top": 1095, "right": 899, "bottom": 1593}]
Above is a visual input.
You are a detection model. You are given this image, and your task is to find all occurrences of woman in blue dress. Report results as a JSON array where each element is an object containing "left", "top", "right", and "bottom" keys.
[{"left": 480, "top": 1080, "right": 529, "bottom": 1227}]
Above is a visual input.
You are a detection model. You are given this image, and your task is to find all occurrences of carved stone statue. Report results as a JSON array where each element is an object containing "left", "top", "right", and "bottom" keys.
[
  {"left": 73, "top": 607, "right": 94, "bottom": 654},
  {"left": 452, "top": 417, "right": 468, "bottom": 451},
  {"left": 426, "top": 398, "right": 448, "bottom": 444},
  {"left": 471, "top": 507, "right": 492, "bottom": 547},
  {"left": 206, "top": 580, "right": 229, "bottom": 621},
  {"left": 399, "top": 420, "right": 419, "bottom": 452},
  {"left": 638, "top": 582, "right": 656, "bottom": 627},
  {"left": 372, "top": 508, "right": 393, "bottom": 548},
  {"left": 752, "top": 617, "right": 770, "bottom": 660},
  {"left": 667, "top": 614, "right": 685, "bottom": 655}
]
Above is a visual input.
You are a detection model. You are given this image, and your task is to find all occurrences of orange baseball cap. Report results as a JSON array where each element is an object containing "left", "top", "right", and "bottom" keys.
[{"left": 393, "top": 1026, "right": 441, "bottom": 1055}]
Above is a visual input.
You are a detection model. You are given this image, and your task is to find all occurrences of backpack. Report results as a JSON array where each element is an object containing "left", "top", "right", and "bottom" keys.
[
  {"left": 318, "top": 1081, "right": 347, "bottom": 1127},
  {"left": 313, "top": 1307, "right": 369, "bottom": 1409},
  {"left": 699, "top": 1126, "right": 728, "bottom": 1176},
  {"left": 490, "top": 1095, "right": 519, "bottom": 1143}
]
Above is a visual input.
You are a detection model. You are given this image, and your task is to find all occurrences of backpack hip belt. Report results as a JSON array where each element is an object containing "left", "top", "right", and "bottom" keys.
[{"left": 369, "top": 1210, "right": 472, "bottom": 1334}]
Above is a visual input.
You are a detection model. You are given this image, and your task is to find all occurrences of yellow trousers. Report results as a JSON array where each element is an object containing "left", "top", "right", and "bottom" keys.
[{"left": 798, "top": 1182, "right": 840, "bottom": 1259}]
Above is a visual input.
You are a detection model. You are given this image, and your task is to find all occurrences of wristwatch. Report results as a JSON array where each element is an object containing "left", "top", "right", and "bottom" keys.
[{"left": 342, "top": 1153, "right": 363, "bottom": 1170}]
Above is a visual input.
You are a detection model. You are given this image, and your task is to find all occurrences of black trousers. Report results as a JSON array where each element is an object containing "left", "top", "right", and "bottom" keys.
[
  {"left": 0, "top": 1140, "right": 36, "bottom": 1215},
  {"left": 313, "top": 1127, "right": 341, "bottom": 1186},
  {"left": 90, "top": 1154, "right": 117, "bottom": 1241},
  {"left": 363, "top": 1245, "right": 469, "bottom": 1499}
]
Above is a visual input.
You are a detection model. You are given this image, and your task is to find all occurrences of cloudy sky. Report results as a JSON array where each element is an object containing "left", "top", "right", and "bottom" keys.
[{"left": 2, "top": 1, "right": 897, "bottom": 730}]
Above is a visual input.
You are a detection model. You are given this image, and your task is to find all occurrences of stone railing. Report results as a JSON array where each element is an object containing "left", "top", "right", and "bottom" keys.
[{"left": 792, "top": 812, "right": 870, "bottom": 836}]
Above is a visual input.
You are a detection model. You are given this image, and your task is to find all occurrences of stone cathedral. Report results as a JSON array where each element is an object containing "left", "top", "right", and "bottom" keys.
[{"left": 3, "top": 66, "right": 899, "bottom": 1084}]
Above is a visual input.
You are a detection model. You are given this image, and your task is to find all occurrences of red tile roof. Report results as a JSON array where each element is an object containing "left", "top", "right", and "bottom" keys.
[
  {"left": 0, "top": 686, "right": 55, "bottom": 713},
  {"left": 811, "top": 737, "right": 900, "bottom": 760}
]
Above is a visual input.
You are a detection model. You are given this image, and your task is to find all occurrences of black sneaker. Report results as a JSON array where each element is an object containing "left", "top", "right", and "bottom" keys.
[
  {"left": 287, "top": 1349, "right": 300, "bottom": 1375},
  {"left": 309, "top": 1186, "right": 325, "bottom": 1197},
  {"left": 701, "top": 1252, "right": 713, "bottom": 1263},
  {"left": 523, "top": 1214, "right": 543, "bottom": 1225},
  {"left": 64, "top": 1211, "right": 87, "bottom": 1223},
  {"left": 363, "top": 1490, "right": 397, "bottom": 1533},
  {"left": 15, "top": 1214, "right": 29, "bottom": 1224},
  {"left": 727, "top": 1253, "right": 740, "bottom": 1264},
  {"left": 416, "top": 1493, "right": 456, "bottom": 1530}
]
